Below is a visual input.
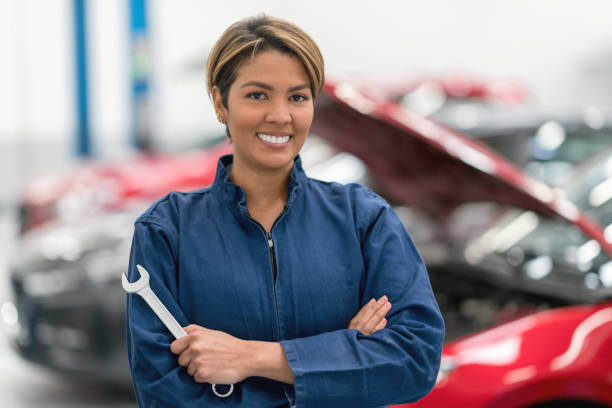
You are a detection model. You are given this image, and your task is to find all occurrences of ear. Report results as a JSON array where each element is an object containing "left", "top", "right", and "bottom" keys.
[{"left": 211, "top": 86, "right": 227, "bottom": 120}]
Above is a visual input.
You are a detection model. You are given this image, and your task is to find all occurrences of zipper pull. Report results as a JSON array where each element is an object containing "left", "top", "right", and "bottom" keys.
[{"left": 266, "top": 232, "right": 274, "bottom": 248}]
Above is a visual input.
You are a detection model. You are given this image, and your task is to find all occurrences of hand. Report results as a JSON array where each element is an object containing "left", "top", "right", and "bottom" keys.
[
  {"left": 347, "top": 295, "right": 391, "bottom": 335},
  {"left": 170, "top": 324, "right": 250, "bottom": 385}
]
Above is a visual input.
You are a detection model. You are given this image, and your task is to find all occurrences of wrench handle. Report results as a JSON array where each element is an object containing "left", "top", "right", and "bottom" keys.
[
  {"left": 135, "top": 285, "right": 234, "bottom": 398},
  {"left": 138, "top": 287, "right": 187, "bottom": 339}
]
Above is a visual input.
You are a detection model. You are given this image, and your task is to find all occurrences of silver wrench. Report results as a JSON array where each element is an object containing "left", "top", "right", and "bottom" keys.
[{"left": 123, "top": 264, "right": 234, "bottom": 398}]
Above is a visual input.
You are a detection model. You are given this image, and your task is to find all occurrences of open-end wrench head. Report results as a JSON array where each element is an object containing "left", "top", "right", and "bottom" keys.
[{"left": 122, "top": 264, "right": 150, "bottom": 293}]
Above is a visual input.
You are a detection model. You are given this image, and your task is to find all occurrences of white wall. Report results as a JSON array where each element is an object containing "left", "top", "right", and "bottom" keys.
[
  {"left": 149, "top": 0, "right": 612, "bottom": 147},
  {"left": 0, "top": 0, "right": 76, "bottom": 205},
  {"left": 0, "top": 0, "right": 74, "bottom": 145},
  {"left": 87, "top": 0, "right": 131, "bottom": 158},
  {"left": 0, "top": 0, "right": 611, "bottom": 194}
]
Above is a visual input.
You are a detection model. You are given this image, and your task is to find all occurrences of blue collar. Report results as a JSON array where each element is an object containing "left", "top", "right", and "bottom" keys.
[{"left": 211, "top": 154, "right": 307, "bottom": 214}]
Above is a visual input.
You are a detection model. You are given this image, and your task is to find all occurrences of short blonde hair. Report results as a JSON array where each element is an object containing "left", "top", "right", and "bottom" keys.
[{"left": 206, "top": 15, "right": 325, "bottom": 108}]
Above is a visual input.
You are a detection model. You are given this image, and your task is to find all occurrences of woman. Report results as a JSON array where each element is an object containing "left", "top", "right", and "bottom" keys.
[{"left": 126, "top": 15, "right": 444, "bottom": 407}]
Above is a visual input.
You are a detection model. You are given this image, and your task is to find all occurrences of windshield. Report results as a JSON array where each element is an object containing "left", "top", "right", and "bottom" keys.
[{"left": 561, "top": 150, "right": 612, "bottom": 229}]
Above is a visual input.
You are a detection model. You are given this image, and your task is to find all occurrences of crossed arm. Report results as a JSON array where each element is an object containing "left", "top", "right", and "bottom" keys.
[
  {"left": 130, "top": 201, "right": 444, "bottom": 406},
  {"left": 170, "top": 295, "right": 392, "bottom": 385}
]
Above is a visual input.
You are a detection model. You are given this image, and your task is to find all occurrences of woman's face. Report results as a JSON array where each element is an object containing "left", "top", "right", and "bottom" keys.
[{"left": 213, "top": 50, "right": 314, "bottom": 174}]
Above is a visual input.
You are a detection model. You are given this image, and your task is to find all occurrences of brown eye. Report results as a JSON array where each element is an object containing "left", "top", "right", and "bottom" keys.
[
  {"left": 248, "top": 92, "right": 266, "bottom": 100},
  {"left": 291, "top": 94, "right": 308, "bottom": 102}
]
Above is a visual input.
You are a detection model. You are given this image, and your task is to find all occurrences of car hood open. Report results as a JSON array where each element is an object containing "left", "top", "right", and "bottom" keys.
[{"left": 312, "top": 81, "right": 611, "bottom": 255}]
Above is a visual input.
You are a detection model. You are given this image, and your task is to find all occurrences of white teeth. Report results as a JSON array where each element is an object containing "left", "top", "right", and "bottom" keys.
[{"left": 257, "top": 133, "right": 290, "bottom": 144}]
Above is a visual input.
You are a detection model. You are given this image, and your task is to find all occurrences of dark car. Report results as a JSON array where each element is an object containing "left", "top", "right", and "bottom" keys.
[
  {"left": 444, "top": 148, "right": 612, "bottom": 304},
  {"left": 6, "top": 143, "right": 232, "bottom": 385},
  {"left": 355, "top": 75, "right": 612, "bottom": 191},
  {"left": 3, "top": 135, "right": 369, "bottom": 386},
  {"left": 394, "top": 78, "right": 612, "bottom": 188}
]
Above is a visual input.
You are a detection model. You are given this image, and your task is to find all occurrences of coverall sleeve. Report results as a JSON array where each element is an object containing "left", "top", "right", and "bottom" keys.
[
  {"left": 126, "top": 218, "right": 214, "bottom": 407},
  {"left": 280, "top": 191, "right": 445, "bottom": 407}
]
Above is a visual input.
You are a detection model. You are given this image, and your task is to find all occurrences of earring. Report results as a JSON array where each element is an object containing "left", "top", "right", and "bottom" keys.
[{"left": 217, "top": 113, "right": 225, "bottom": 124}]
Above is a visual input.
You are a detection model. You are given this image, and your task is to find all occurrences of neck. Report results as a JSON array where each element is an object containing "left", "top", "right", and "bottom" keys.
[{"left": 229, "top": 157, "right": 293, "bottom": 208}]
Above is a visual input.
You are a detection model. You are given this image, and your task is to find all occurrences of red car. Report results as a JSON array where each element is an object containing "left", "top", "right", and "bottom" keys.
[
  {"left": 312, "top": 81, "right": 612, "bottom": 407},
  {"left": 16, "top": 142, "right": 232, "bottom": 235},
  {"left": 347, "top": 73, "right": 527, "bottom": 107},
  {"left": 401, "top": 301, "right": 612, "bottom": 408},
  {"left": 398, "top": 149, "right": 612, "bottom": 408}
]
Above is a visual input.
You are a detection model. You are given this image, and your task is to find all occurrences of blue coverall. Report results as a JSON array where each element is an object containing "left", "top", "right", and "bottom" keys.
[{"left": 126, "top": 154, "right": 444, "bottom": 407}]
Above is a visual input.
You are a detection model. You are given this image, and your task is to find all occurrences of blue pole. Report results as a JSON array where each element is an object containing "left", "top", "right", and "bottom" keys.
[
  {"left": 130, "top": 0, "right": 147, "bottom": 31},
  {"left": 73, "top": 0, "right": 91, "bottom": 157}
]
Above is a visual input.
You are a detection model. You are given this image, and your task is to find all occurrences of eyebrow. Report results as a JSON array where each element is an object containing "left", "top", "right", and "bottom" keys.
[{"left": 240, "top": 81, "right": 311, "bottom": 92}]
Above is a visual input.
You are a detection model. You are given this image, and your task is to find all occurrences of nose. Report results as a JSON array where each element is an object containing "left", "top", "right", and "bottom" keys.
[{"left": 265, "top": 99, "right": 291, "bottom": 124}]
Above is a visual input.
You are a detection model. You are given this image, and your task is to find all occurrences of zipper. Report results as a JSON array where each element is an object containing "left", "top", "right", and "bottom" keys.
[
  {"left": 267, "top": 231, "right": 278, "bottom": 283},
  {"left": 265, "top": 230, "right": 282, "bottom": 342},
  {"left": 246, "top": 209, "right": 293, "bottom": 405},
  {"left": 245, "top": 208, "right": 287, "bottom": 341}
]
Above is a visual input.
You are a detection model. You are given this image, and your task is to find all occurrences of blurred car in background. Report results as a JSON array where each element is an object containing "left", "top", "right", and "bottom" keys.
[
  {"left": 314, "top": 79, "right": 611, "bottom": 314},
  {"left": 15, "top": 141, "right": 232, "bottom": 235},
  {"left": 325, "top": 82, "right": 612, "bottom": 407},
  {"left": 403, "top": 299, "right": 612, "bottom": 408},
  {"left": 353, "top": 73, "right": 527, "bottom": 108},
  {"left": 4, "top": 78, "right": 612, "bottom": 406},
  {"left": 5, "top": 142, "right": 231, "bottom": 384},
  {"left": 388, "top": 76, "right": 612, "bottom": 190},
  {"left": 4, "top": 131, "right": 368, "bottom": 386},
  {"left": 442, "top": 148, "right": 612, "bottom": 303},
  {"left": 314, "top": 83, "right": 612, "bottom": 407},
  {"left": 395, "top": 149, "right": 612, "bottom": 408},
  {"left": 353, "top": 74, "right": 612, "bottom": 195},
  {"left": 436, "top": 107, "right": 612, "bottom": 190}
]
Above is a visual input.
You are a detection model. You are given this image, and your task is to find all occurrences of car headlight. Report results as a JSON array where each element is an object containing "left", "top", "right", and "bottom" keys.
[
  {"left": 56, "top": 179, "right": 120, "bottom": 224},
  {"left": 21, "top": 268, "right": 78, "bottom": 297},
  {"left": 1, "top": 301, "right": 19, "bottom": 336},
  {"left": 83, "top": 241, "right": 132, "bottom": 284}
]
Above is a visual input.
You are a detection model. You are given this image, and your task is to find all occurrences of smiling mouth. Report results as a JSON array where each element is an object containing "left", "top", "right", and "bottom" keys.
[{"left": 256, "top": 133, "right": 291, "bottom": 144}]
